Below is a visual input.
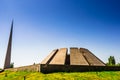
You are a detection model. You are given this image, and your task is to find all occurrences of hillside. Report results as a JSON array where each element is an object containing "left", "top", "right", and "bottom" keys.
[{"left": 0, "top": 71, "right": 120, "bottom": 80}]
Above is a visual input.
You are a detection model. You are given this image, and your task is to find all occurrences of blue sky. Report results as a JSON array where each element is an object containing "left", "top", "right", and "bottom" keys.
[{"left": 0, "top": 0, "right": 120, "bottom": 68}]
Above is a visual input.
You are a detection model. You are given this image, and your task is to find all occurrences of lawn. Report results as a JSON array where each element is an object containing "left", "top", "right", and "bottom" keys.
[{"left": 0, "top": 70, "right": 120, "bottom": 80}]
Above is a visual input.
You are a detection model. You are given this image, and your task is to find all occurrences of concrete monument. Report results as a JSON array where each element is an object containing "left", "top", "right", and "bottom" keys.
[
  {"left": 41, "top": 47, "right": 106, "bottom": 73},
  {"left": 4, "top": 21, "right": 13, "bottom": 69}
]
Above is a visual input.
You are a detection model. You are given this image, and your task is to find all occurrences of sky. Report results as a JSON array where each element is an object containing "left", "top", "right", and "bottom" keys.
[{"left": 0, "top": 0, "right": 120, "bottom": 68}]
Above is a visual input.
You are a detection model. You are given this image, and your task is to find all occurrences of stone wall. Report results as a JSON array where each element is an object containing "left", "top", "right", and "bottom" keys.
[
  {"left": 41, "top": 64, "right": 120, "bottom": 73},
  {"left": 5, "top": 64, "right": 40, "bottom": 72},
  {"left": 4, "top": 64, "right": 120, "bottom": 73}
]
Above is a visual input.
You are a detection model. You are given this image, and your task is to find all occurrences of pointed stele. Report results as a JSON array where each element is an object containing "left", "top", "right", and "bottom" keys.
[{"left": 4, "top": 20, "right": 13, "bottom": 69}]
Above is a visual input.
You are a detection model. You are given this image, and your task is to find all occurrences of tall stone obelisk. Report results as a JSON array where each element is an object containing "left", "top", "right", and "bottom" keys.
[{"left": 4, "top": 21, "right": 13, "bottom": 69}]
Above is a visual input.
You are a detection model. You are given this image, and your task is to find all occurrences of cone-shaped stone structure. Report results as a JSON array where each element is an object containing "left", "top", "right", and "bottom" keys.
[
  {"left": 4, "top": 21, "right": 13, "bottom": 69},
  {"left": 41, "top": 47, "right": 106, "bottom": 73}
]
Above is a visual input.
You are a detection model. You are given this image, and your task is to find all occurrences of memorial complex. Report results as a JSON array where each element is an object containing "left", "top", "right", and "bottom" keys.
[
  {"left": 40, "top": 47, "right": 106, "bottom": 73},
  {"left": 3, "top": 21, "right": 120, "bottom": 73}
]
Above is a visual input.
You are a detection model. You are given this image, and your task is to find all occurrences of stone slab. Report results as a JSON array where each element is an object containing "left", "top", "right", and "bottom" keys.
[
  {"left": 49, "top": 48, "right": 67, "bottom": 65},
  {"left": 41, "top": 49, "right": 58, "bottom": 64},
  {"left": 80, "top": 48, "right": 105, "bottom": 66},
  {"left": 70, "top": 48, "right": 89, "bottom": 65}
]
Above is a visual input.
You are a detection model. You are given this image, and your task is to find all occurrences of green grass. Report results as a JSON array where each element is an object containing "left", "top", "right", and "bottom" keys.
[{"left": 0, "top": 71, "right": 120, "bottom": 80}]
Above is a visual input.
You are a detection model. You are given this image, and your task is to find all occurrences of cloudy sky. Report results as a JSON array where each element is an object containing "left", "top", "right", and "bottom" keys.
[{"left": 0, "top": 0, "right": 120, "bottom": 68}]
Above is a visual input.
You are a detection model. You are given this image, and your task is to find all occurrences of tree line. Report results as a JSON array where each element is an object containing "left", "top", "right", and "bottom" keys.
[{"left": 106, "top": 56, "right": 120, "bottom": 66}]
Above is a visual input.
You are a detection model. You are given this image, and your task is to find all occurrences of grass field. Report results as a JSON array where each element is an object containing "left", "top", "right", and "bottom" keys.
[{"left": 0, "top": 70, "right": 120, "bottom": 80}]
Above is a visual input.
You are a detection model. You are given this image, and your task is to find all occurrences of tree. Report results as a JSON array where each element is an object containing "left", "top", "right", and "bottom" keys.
[
  {"left": 108, "top": 56, "right": 116, "bottom": 66},
  {"left": 10, "top": 62, "right": 14, "bottom": 68}
]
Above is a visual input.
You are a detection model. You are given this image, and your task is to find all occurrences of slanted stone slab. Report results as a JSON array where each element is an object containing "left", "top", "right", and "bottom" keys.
[
  {"left": 70, "top": 48, "right": 89, "bottom": 65},
  {"left": 49, "top": 48, "right": 67, "bottom": 65},
  {"left": 80, "top": 48, "right": 105, "bottom": 66},
  {"left": 41, "top": 49, "right": 58, "bottom": 64}
]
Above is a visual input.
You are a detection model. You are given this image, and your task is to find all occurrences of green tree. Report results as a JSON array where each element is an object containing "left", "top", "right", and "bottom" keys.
[
  {"left": 108, "top": 56, "right": 116, "bottom": 66},
  {"left": 10, "top": 62, "right": 14, "bottom": 68}
]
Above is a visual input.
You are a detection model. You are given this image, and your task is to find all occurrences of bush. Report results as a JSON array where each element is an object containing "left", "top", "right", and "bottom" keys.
[{"left": 10, "top": 63, "right": 14, "bottom": 68}]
